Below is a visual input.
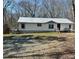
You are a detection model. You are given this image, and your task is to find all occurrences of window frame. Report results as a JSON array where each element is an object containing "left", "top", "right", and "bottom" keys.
[
  {"left": 49, "top": 24, "right": 54, "bottom": 29},
  {"left": 37, "top": 23, "right": 42, "bottom": 27}
]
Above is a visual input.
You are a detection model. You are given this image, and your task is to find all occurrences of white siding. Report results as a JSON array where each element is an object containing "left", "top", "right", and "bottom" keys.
[
  {"left": 19, "top": 23, "right": 57, "bottom": 32},
  {"left": 70, "top": 24, "right": 74, "bottom": 31},
  {"left": 60, "top": 23, "right": 73, "bottom": 31},
  {"left": 18, "top": 23, "right": 73, "bottom": 32}
]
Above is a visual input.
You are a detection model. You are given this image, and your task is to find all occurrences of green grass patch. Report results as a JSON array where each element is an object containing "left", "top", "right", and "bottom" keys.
[{"left": 3, "top": 32, "right": 60, "bottom": 37}]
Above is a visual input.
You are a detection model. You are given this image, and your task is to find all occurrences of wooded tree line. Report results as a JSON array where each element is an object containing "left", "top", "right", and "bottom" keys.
[{"left": 3, "top": 0, "right": 75, "bottom": 33}]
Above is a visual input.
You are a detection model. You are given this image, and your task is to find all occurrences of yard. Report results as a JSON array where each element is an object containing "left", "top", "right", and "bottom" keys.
[
  {"left": 3, "top": 32, "right": 75, "bottom": 59},
  {"left": 3, "top": 32, "right": 73, "bottom": 37}
]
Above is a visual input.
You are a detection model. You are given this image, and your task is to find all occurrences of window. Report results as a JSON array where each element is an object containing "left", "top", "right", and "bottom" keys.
[
  {"left": 69, "top": 24, "right": 71, "bottom": 29},
  {"left": 21, "top": 23, "right": 25, "bottom": 29},
  {"left": 37, "top": 23, "right": 42, "bottom": 27},
  {"left": 49, "top": 24, "right": 54, "bottom": 29}
]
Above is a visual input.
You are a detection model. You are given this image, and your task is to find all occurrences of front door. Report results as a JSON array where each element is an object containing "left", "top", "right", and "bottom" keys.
[
  {"left": 69, "top": 24, "right": 71, "bottom": 29},
  {"left": 57, "top": 24, "right": 60, "bottom": 30}
]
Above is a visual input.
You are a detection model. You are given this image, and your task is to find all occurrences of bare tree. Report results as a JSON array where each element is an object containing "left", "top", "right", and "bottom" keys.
[
  {"left": 72, "top": 0, "right": 75, "bottom": 18},
  {"left": 3, "top": 0, "right": 23, "bottom": 32},
  {"left": 42, "top": 0, "right": 65, "bottom": 18},
  {"left": 19, "top": 0, "right": 39, "bottom": 17},
  {"left": 3, "top": 0, "right": 12, "bottom": 24}
]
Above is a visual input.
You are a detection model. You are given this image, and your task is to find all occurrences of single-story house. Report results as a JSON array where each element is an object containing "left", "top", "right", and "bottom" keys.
[{"left": 17, "top": 17, "right": 74, "bottom": 32}]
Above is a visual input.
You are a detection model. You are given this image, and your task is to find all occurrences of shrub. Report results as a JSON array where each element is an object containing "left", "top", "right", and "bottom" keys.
[{"left": 3, "top": 24, "right": 10, "bottom": 34}]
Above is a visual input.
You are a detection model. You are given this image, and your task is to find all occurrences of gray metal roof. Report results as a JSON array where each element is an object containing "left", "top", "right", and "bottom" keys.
[{"left": 18, "top": 17, "right": 73, "bottom": 24}]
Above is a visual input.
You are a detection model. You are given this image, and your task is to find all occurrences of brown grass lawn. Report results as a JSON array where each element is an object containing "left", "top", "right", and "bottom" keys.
[{"left": 3, "top": 32, "right": 75, "bottom": 59}]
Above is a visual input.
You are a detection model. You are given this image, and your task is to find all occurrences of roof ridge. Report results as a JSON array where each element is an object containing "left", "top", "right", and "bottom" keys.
[{"left": 18, "top": 17, "right": 73, "bottom": 24}]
